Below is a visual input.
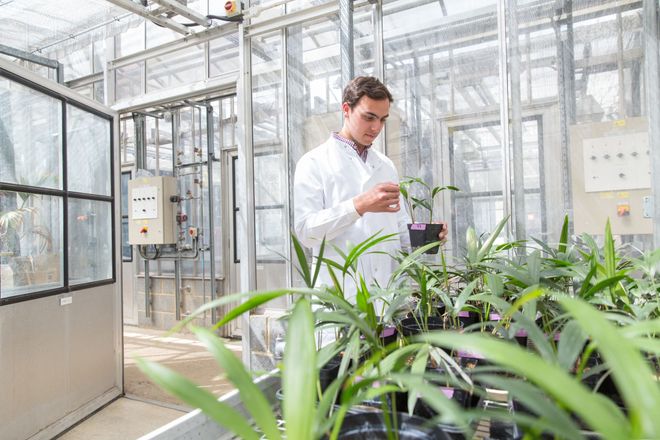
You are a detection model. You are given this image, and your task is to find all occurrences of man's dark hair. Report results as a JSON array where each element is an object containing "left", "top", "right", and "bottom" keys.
[{"left": 342, "top": 76, "right": 393, "bottom": 109}]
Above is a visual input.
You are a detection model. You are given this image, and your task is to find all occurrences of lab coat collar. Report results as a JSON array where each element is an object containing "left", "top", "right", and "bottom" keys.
[{"left": 329, "top": 135, "right": 385, "bottom": 174}]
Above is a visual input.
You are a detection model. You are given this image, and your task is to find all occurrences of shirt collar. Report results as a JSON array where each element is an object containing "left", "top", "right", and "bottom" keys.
[{"left": 332, "top": 132, "right": 371, "bottom": 162}]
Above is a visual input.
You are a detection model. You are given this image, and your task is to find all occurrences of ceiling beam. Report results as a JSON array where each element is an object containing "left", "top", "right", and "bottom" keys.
[{"left": 105, "top": 0, "right": 191, "bottom": 35}]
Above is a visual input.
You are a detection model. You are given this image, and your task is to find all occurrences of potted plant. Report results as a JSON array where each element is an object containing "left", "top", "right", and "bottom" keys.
[{"left": 399, "top": 176, "right": 458, "bottom": 254}]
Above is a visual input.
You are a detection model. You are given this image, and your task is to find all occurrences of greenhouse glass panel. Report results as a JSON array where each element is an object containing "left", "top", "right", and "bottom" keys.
[
  {"left": 354, "top": 5, "right": 376, "bottom": 77},
  {"left": 511, "top": 0, "right": 652, "bottom": 250},
  {"left": 60, "top": 46, "right": 92, "bottom": 82},
  {"left": 287, "top": 15, "right": 341, "bottom": 162},
  {"left": 115, "top": 62, "right": 144, "bottom": 101},
  {"left": 116, "top": 22, "right": 145, "bottom": 58},
  {"left": 0, "top": 77, "right": 62, "bottom": 189},
  {"left": 66, "top": 104, "right": 111, "bottom": 196},
  {"left": 252, "top": 31, "right": 287, "bottom": 291},
  {"left": 209, "top": 33, "right": 240, "bottom": 78},
  {"left": 0, "top": 192, "right": 63, "bottom": 298},
  {"left": 68, "top": 198, "right": 112, "bottom": 285},
  {"left": 147, "top": 44, "right": 205, "bottom": 93},
  {"left": 383, "top": 0, "right": 500, "bottom": 254}
]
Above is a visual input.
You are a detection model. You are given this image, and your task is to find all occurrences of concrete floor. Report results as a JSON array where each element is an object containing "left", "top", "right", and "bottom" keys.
[{"left": 56, "top": 326, "right": 241, "bottom": 440}]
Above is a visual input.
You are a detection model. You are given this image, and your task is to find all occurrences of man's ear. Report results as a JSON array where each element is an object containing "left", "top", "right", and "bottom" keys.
[{"left": 341, "top": 102, "right": 350, "bottom": 117}]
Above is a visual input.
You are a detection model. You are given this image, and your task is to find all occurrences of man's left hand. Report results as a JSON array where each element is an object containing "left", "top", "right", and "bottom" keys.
[{"left": 436, "top": 221, "right": 449, "bottom": 242}]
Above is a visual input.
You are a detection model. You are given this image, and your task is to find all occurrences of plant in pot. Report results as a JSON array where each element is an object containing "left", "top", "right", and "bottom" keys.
[
  {"left": 138, "top": 285, "right": 464, "bottom": 438},
  {"left": 420, "top": 296, "right": 660, "bottom": 440},
  {"left": 399, "top": 176, "right": 458, "bottom": 254}
]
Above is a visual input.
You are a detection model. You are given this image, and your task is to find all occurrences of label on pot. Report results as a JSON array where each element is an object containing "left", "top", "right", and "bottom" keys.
[
  {"left": 410, "top": 223, "right": 426, "bottom": 230},
  {"left": 441, "top": 387, "right": 455, "bottom": 398}
]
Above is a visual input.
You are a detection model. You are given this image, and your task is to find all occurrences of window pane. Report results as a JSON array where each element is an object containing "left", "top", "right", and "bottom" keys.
[
  {"left": 67, "top": 104, "right": 111, "bottom": 196},
  {"left": 0, "top": 192, "right": 63, "bottom": 298},
  {"left": 68, "top": 198, "right": 112, "bottom": 285},
  {"left": 0, "top": 77, "right": 62, "bottom": 189},
  {"left": 120, "top": 117, "right": 135, "bottom": 164},
  {"left": 60, "top": 46, "right": 92, "bottom": 82},
  {"left": 115, "top": 62, "right": 144, "bottom": 101},
  {"left": 209, "top": 33, "right": 240, "bottom": 78},
  {"left": 147, "top": 44, "right": 204, "bottom": 92},
  {"left": 121, "top": 218, "right": 132, "bottom": 262}
]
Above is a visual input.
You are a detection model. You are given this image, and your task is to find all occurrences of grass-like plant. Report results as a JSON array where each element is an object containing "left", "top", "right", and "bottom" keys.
[{"left": 399, "top": 176, "right": 458, "bottom": 224}]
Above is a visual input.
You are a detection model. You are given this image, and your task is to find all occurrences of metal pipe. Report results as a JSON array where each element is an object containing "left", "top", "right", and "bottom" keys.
[
  {"left": 508, "top": 0, "right": 526, "bottom": 243},
  {"left": 205, "top": 104, "right": 218, "bottom": 325},
  {"left": 238, "top": 22, "right": 255, "bottom": 370},
  {"left": 174, "top": 258, "right": 181, "bottom": 320},
  {"left": 643, "top": 0, "right": 660, "bottom": 246},
  {"left": 496, "top": 0, "right": 513, "bottom": 239},
  {"left": 553, "top": 5, "right": 574, "bottom": 231},
  {"left": 616, "top": 11, "right": 626, "bottom": 117},
  {"left": 339, "top": 0, "right": 354, "bottom": 89},
  {"left": 145, "top": 260, "right": 151, "bottom": 318}
]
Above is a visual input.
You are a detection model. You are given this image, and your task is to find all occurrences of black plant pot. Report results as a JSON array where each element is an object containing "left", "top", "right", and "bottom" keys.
[
  {"left": 395, "top": 384, "right": 478, "bottom": 440},
  {"left": 379, "top": 326, "right": 398, "bottom": 346},
  {"left": 319, "top": 354, "right": 342, "bottom": 394},
  {"left": 408, "top": 223, "right": 443, "bottom": 254},
  {"left": 456, "top": 311, "right": 479, "bottom": 329},
  {"left": 400, "top": 316, "right": 445, "bottom": 337},
  {"left": 329, "top": 411, "right": 452, "bottom": 439}
]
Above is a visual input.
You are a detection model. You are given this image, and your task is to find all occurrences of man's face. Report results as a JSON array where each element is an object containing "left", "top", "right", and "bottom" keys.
[{"left": 342, "top": 96, "right": 390, "bottom": 147}]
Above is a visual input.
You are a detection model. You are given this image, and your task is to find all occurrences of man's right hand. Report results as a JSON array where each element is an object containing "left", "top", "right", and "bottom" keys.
[{"left": 353, "top": 182, "right": 401, "bottom": 216}]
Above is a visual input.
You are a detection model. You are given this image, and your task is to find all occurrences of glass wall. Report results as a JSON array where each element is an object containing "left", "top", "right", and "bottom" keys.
[
  {"left": 0, "top": 74, "right": 114, "bottom": 303},
  {"left": 251, "top": 31, "right": 288, "bottom": 290},
  {"left": 57, "top": 0, "right": 656, "bottom": 302}
]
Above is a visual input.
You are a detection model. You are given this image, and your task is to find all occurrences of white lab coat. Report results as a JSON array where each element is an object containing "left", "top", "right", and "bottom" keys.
[{"left": 293, "top": 136, "right": 411, "bottom": 302}]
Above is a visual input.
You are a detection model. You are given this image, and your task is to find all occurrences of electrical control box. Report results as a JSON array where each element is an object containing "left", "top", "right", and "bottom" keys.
[
  {"left": 128, "top": 176, "right": 178, "bottom": 245},
  {"left": 570, "top": 118, "right": 652, "bottom": 235}
]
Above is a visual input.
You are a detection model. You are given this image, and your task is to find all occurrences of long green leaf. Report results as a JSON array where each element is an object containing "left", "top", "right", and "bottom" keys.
[
  {"left": 556, "top": 320, "right": 588, "bottom": 372},
  {"left": 558, "top": 215, "right": 569, "bottom": 254},
  {"left": 418, "top": 331, "right": 630, "bottom": 439},
  {"left": 475, "top": 374, "right": 584, "bottom": 439},
  {"left": 311, "top": 238, "right": 326, "bottom": 288},
  {"left": 291, "top": 232, "right": 312, "bottom": 287},
  {"left": 559, "top": 297, "right": 660, "bottom": 439},
  {"left": 214, "top": 290, "right": 291, "bottom": 329},
  {"left": 192, "top": 327, "right": 281, "bottom": 439},
  {"left": 476, "top": 216, "right": 510, "bottom": 262},
  {"left": 603, "top": 219, "right": 616, "bottom": 278},
  {"left": 283, "top": 298, "right": 316, "bottom": 440},
  {"left": 136, "top": 358, "right": 258, "bottom": 440}
]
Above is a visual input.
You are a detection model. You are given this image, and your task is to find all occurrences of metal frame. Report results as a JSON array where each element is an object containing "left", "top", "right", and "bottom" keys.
[
  {"left": 0, "top": 60, "right": 117, "bottom": 306},
  {"left": 0, "top": 44, "right": 64, "bottom": 83}
]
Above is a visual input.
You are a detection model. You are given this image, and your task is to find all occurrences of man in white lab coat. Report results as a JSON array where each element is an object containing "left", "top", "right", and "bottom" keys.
[{"left": 293, "top": 76, "right": 448, "bottom": 302}]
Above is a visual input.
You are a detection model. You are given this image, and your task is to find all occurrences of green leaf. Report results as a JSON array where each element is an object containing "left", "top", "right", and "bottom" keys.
[
  {"left": 559, "top": 297, "right": 660, "bottom": 439},
  {"left": 214, "top": 290, "right": 291, "bottom": 330},
  {"left": 556, "top": 320, "right": 588, "bottom": 372},
  {"left": 558, "top": 215, "right": 569, "bottom": 254},
  {"left": 311, "top": 238, "right": 326, "bottom": 288},
  {"left": 581, "top": 275, "right": 628, "bottom": 301},
  {"left": 475, "top": 374, "right": 584, "bottom": 439},
  {"left": 603, "top": 219, "right": 616, "bottom": 278},
  {"left": 291, "top": 232, "right": 312, "bottom": 287},
  {"left": 477, "top": 216, "right": 510, "bottom": 262},
  {"left": 136, "top": 358, "right": 259, "bottom": 440},
  {"left": 418, "top": 331, "right": 630, "bottom": 439},
  {"left": 283, "top": 298, "right": 317, "bottom": 440},
  {"left": 192, "top": 327, "right": 282, "bottom": 439}
]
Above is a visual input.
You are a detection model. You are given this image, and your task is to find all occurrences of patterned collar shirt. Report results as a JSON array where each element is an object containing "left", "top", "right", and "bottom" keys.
[{"left": 332, "top": 132, "right": 371, "bottom": 162}]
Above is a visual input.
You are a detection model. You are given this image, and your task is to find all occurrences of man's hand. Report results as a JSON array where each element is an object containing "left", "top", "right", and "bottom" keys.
[
  {"left": 353, "top": 182, "right": 401, "bottom": 216},
  {"left": 436, "top": 221, "right": 449, "bottom": 242}
]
